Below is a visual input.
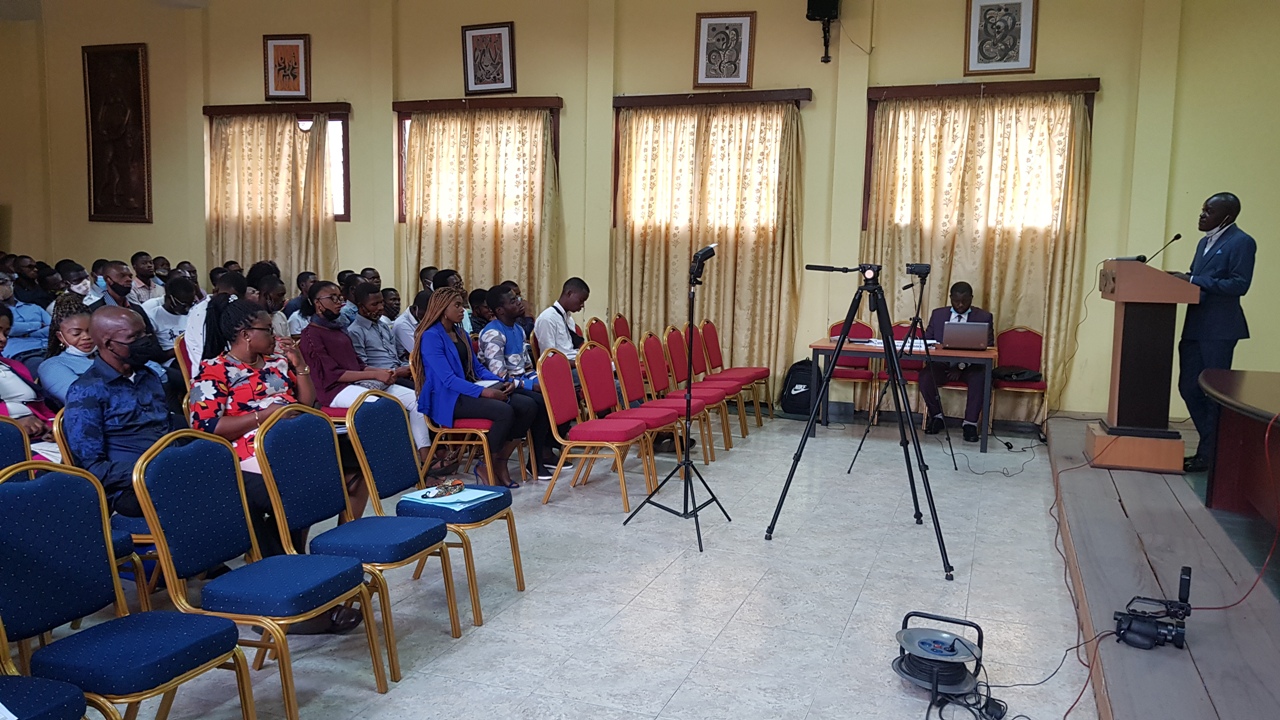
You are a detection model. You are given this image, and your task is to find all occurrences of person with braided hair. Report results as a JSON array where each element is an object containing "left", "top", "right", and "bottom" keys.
[
  {"left": 37, "top": 294, "right": 95, "bottom": 406},
  {"left": 412, "top": 287, "right": 539, "bottom": 488}
]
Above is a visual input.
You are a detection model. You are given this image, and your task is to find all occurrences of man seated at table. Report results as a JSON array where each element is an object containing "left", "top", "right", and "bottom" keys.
[{"left": 919, "top": 281, "right": 995, "bottom": 443}]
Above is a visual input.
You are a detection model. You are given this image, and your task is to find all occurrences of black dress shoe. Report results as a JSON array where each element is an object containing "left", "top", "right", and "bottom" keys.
[
  {"left": 925, "top": 416, "right": 945, "bottom": 435},
  {"left": 1183, "top": 455, "right": 1210, "bottom": 473},
  {"left": 962, "top": 424, "right": 979, "bottom": 443}
]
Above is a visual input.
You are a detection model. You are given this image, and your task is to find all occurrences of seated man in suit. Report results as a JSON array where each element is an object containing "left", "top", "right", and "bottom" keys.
[
  {"left": 919, "top": 281, "right": 995, "bottom": 443},
  {"left": 1173, "top": 192, "right": 1256, "bottom": 473}
]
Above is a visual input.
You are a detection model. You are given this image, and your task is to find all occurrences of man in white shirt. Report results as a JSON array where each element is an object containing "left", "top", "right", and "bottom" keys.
[
  {"left": 393, "top": 290, "right": 430, "bottom": 358},
  {"left": 144, "top": 277, "right": 198, "bottom": 360},
  {"left": 534, "top": 277, "right": 589, "bottom": 361}
]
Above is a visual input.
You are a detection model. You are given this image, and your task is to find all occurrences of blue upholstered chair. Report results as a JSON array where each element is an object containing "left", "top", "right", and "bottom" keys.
[
  {"left": 0, "top": 641, "right": 87, "bottom": 720},
  {"left": 346, "top": 390, "right": 525, "bottom": 626},
  {"left": 0, "top": 415, "right": 31, "bottom": 469},
  {"left": 51, "top": 409, "right": 155, "bottom": 611},
  {"left": 256, "top": 406, "right": 461, "bottom": 682},
  {"left": 132, "top": 431, "right": 387, "bottom": 720},
  {"left": 0, "top": 462, "right": 254, "bottom": 720}
]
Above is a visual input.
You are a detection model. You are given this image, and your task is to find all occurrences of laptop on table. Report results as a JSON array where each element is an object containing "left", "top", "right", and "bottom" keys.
[{"left": 941, "top": 321, "right": 990, "bottom": 350}]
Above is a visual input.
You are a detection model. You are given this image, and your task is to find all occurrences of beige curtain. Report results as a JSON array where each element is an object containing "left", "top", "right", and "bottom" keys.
[
  {"left": 613, "top": 102, "right": 802, "bottom": 393},
  {"left": 207, "top": 113, "right": 338, "bottom": 283},
  {"left": 404, "top": 108, "right": 559, "bottom": 310},
  {"left": 865, "top": 93, "right": 1091, "bottom": 421}
]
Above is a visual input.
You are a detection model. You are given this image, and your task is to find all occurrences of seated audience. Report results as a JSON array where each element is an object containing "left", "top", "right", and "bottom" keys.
[
  {"left": 381, "top": 288, "right": 401, "bottom": 323},
  {"left": 419, "top": 265, "right": 438, "bottom": 292},
  {"left": 360, "top": 267, "right": 382, "bottom": 291},
  {"left": 0, "top": 255, "right": 14, "bottom": 275},
  {"left": 12, "top": 255, "right": 45, "bottom": 306},
  {"left": 431, "top": 269, "right": 463, "bottom": 293},
  {"left": 500, "top": 280, "right": 536, "bottom": 340},
  {"left": 394, "top": 290, "right": 430, "bottom": 357},
  {"left": 35, "top": 266, "right": 65, "bottom": 309},
  {"left": 337, "top": 274, "right": 363, "bottom": 328},
  {"left": 478, "top": 285, "right": 558, "bottom": 476},
  {"left": 186, "top": 270, "right": 249, "bottom": 371},
  {"left": 346, "top": 283, "right": 412, "bottom": 385},
  {"left": 1, "top": 272, "right": 52, "bottom": 374},
  {"left": 919, "top": 281, "right": 996, "bottom": 443},
  {"left": 87, "top": 258, "right": 109, "bottom": 303},
  {"left": 468, "top": 288, "right": 495, "bottom": 335},
  {"left": 284, "top": 271, "right": 316, "bottom": 317},
  {"left": 51, "top": 262, "right": 90, "bottom": 311},
  {"left": 144, "top": 276, "right": 197, "bottom": 357},
  {"left": 0, "top": 304, "right": 54, "bottom": 437},
  {"left": 535, "top": 277, "right": 589, "bottom": 361},
  {"left": 256, "top": 275, "right": 290, "bottom": 339},
  {"left": 299, "top": 281, "right": 431, "bottom": 452},
  {"left": 152, "top": 255, "right": 171, "bottom": 284},
  {"left": 127, "top": 251, "right": 165, "bottom": 304},
  {"left": 414, "top": 287, "right": 539, "bottom": 487},
  {"left": 39, "top": 295, "right": 95, "bottom": 406},
  {"left": 244, "top": 260, "right": 281, "bottom": 290},
  {"left": 223, "top": 259, "right": 243, "bottom": 275}
]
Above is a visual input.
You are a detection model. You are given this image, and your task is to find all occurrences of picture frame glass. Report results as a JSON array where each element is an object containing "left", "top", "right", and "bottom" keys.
[
  {"left": 464, "top": 26, "right": 513, "bottom": 93},
  {"left": 967, "top": 0, "right": 1036, "bottom": 74},
  {"left": 696, "top": 15, "right": 753, "bottom": 86}
]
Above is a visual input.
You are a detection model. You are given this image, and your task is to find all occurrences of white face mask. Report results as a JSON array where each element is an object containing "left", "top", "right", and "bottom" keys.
[
  {"left": 64, "top": 344, "right": 90, "bottom": 357},
  {"left": 70, "top": 279, "right": 91, "bottom": 296}
]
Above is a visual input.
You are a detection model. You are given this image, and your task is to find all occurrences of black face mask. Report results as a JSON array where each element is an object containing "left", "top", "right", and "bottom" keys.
[
  {"left": 108, "top": 281, "right": 133, "bottom": 299},
  {"left": 320, "top": 307, "right": 341, "bottom": 322},
  {"left": 109, "top": 337, "right": 153, "bottom": 369}
]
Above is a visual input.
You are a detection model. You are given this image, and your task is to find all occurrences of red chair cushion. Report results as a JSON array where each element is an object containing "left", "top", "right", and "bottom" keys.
[
  {"left": 643, "top": 397, "right": 708, "bottom": 416},
  {"left": 611, "top": 407, "right": 679, "bottom": 429},
  {"left": 694, "top": 378, "right": 743, "bottom": 394},
  {"left": 877, "top": 371, "right": 920, "bottom": 383},
  {"left": 454, "top": 418, "right": 495, "bottom": 430},
  {"left": 321, "top": 406, "right": 347, "bottom": 420},
  {"left": 567, "top": 418, "right": 647, "bottom": 443},
  {"left": 712, "top": 367, "right": 769, "bottom": 383},
  {"left": 833, "top": 368, "right": 874, "bottom": 381},
  {"left": 995, "top": 379, "right": 1048, "bottom": 391},
  {"left": 681, "top": 386, "right": 726, "bottom": 404}
]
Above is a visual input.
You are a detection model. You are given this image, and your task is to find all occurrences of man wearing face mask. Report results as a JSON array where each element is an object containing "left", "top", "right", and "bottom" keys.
[
  {"left": 63, "top": 307, "right": 181, "bottom": 515},
  {"left": 88, "top": 261, "right": 186, "bottom": 413},
  {"left": 49, "top": 261, "right": 91, "bottom": 312},
  {"left": 1172, "top": 192, "right": 1257, "bottom": 473},
  {"left": 144, "top": 276, "right": 197, "bottom": 358},
  {"left": 0, "top": 271, "right": 52, "bottom": 376}
]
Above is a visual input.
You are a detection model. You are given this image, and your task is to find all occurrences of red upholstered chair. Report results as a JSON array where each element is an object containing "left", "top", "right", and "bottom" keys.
[
  {"left": 828, "top": 320, "right": 876, "bottom": 414},
  {"left": 585, "top": 317, "right": 611, "bottom": 349},
  {"left": 873, "top": 321, "right": 925, "bottom": 424},
  {"left": 665, "top": 326, "right": 746, "bottom": 445},
  {"left": 693, "top": 321, "right": 769, "bottom": 426},
  {"left": 538, "top": 349, "right": 647, "bottom": 512},
  {"left": 641, "top": 333, "right": 720, "bottom": 463},
  {"left": 615, "top": 336, "right": 711, "bottom": 466},
  {"left": 683, "top": 324, "right": 751, "bottom": 438},
  {"left": 611, "top": 313, "right": 633, "bottom": 342},
  {"left": 408, "top": 370, "right": 530, "bottom": 486},
  {"left": 576, "top": 342, "right": 678, "bottom": 492},
  {"left": 994, "top": 326, "right": 1047, "bottom": 405},
  {"left": 174, "top": 334, "right": 192, "bottom": 389}
]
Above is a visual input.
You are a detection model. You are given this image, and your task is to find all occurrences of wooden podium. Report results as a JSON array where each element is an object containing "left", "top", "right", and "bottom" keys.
[{"left": 1085, "top": 260, "right": 1200, "bottom": 472}]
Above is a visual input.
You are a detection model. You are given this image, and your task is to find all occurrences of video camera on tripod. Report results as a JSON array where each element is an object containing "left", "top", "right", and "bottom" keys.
[{"left": 1114, "top": 566, "right": 1192, "bottom": 650}]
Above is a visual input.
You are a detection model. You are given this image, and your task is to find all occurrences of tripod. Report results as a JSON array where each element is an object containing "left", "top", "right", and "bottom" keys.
[
  {"left": 765, "top": 264, "right": 955, "bottom": 580},
  {"left": 624, "top": 247, "right": 730, "bottom": 551},
  {"left": 847, "top": 272, "right": 958, "bottom": 475}
]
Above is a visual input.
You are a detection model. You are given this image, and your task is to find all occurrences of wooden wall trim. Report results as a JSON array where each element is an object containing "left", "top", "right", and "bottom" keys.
[{"left": 612, "top": 88, "right": 813, "bottom": 108}]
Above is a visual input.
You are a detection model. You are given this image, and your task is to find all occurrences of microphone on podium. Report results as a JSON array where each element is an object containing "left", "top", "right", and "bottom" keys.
[{"left": 1111, "top": 233, "right": 1182, "bottom": 264}]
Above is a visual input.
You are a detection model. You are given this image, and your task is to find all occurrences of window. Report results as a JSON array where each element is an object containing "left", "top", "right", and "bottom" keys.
[{"left": 298, "top": 113, "right": 350, "bottom": 221}]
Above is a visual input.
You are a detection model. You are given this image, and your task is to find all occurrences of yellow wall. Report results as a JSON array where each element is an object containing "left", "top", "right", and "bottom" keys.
[{"left": 0, "top": 0, "right": 1276, "bottom": 413}]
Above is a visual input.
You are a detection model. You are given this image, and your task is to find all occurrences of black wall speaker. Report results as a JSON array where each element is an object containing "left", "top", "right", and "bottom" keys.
[{"left": 807, "top": 0, "right": 840, "bottom": 22}]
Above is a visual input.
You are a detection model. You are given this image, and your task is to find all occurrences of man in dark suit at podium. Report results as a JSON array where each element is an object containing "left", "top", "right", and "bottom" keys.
[
  {"left": 1173, "top": 192, "right": 1256, "bottom": 472},
  {"left": 920, "top": 282, "right": 995, "bottom": 443}
]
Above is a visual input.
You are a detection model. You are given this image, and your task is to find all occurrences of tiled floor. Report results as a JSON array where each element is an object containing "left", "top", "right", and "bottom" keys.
[{"left": 90, "top": 417, "right": 1098, "bottom": 719}]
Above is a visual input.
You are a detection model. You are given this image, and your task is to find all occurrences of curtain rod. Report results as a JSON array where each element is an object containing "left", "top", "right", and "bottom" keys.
[{"left": 613, "top": 88, "right": 813, "bottom": 108}]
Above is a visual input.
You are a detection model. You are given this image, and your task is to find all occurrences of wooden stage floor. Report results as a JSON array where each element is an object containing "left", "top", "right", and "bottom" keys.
[{"left": 1047, "top": 418, "right": 1280, "bottom": 720}]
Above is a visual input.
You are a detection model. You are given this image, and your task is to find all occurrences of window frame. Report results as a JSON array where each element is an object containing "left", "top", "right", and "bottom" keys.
[
  {"left": 393, "top": 96, "right": 563, "bottom": 224},
  {"left": 202, "top": 102, "right": 352, "bottom": 222}
]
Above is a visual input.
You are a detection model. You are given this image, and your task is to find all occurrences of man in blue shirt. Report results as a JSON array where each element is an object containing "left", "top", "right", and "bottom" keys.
[
  {"left": 63, "top": 307, "right": 176, "bottom": 515},
  {"left": 0, "top": 271, "right": 51, "bottom": 375}
]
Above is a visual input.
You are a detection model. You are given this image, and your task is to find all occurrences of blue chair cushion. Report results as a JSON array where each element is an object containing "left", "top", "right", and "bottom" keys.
[
  {"left": 309, "top": 516, "right": 447, "bottom": 565},
  {"left": 110, "top": 514, "right": 152, "bottom": 537},
  {"left": 201, "top": 554, "right": 364, "bottom": 616},
  {"left": 396, "top": 484, "right": 511, "bottom": 525},
  {"left": 110, "top": 527, "right": 134, "bottom": 559},
  {"left": 0, "top": 675, "right": 86, "bottom": 720},
  {"left": 29, "top": 611, "right": 237, "bottom": 697}
]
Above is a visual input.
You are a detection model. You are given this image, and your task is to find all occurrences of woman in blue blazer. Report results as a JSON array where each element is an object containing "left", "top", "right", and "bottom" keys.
[{"left": 411, "top": 287, "right": 538, "bottom": 487}]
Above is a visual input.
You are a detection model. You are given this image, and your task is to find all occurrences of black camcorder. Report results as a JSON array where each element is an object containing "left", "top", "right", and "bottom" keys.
[
  {"left": 1114, "top": 566, "right": 1192, "bottom": 650},
  {"left": 905, "top": 263, "right": 931, "bottom": 277}
]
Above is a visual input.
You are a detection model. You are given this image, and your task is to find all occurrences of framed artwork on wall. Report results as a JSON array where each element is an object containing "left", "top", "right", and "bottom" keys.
[
  {"left": 461, "top": 22, "right": 517, "bottom": 95},
  {"left": 964, "top": 0, "right": 1038, "bottom": 75},
  {"left": 82, "top": 43, "right": 152, "bottom": 223},
  {"left": 693, "top": 11, "right": 756, "bottom": 89},
  {"left": 263, "top": 34, "right": 311, "bottom": 100}
]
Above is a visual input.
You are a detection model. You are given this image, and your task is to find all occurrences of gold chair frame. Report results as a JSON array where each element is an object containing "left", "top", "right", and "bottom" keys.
[
  {"left": 537, "top": 349, "right": 642, "bottom": 512},
  {"left": 695, "top": 319, "right": 771, "bottom": 425},
  {"left": 671, "top": 324, "right": 750, "bottom": 440},
  {"left": 614, "top": 336, "right": 710, "bottom": 468},
  {"left": 133, "top": 431, "right": 388, "bottom": 720},
  {"left": 576, "top": 341, "right": 674, "bottom": 494},
  {"left": 44, "top": 412, "right": 153, "bottom": 612},
  {"left": 0, "top": 462, "right": 256, "bottom": 720},
  {"left": 347, "top": 389, "right": 525, "bottom": 628},
  {"left": 173, "top": 333, "right": 192, "bottom": 389},
  {"left": 654, "top": 330, "right": 737, "bottom": 451},
  {"left": 639, "top": 332, "right": 719, "bottom": 463}
]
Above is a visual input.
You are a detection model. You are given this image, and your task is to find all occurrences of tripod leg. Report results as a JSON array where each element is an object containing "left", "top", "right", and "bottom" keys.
[
  {"left": 766, "top": 289, "right": 865, "bottom": 540},
  {"left": 847, "top": 374, "right": 894, "bottom": 474}
]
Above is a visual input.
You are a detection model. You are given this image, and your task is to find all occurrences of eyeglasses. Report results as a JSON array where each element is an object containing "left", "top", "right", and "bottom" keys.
[
  {"left": 247, "top": 326, "right": 274, "bottom": 334},
  {"left": 315, "top": 294, "right": 341, "bottom": 304}
]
